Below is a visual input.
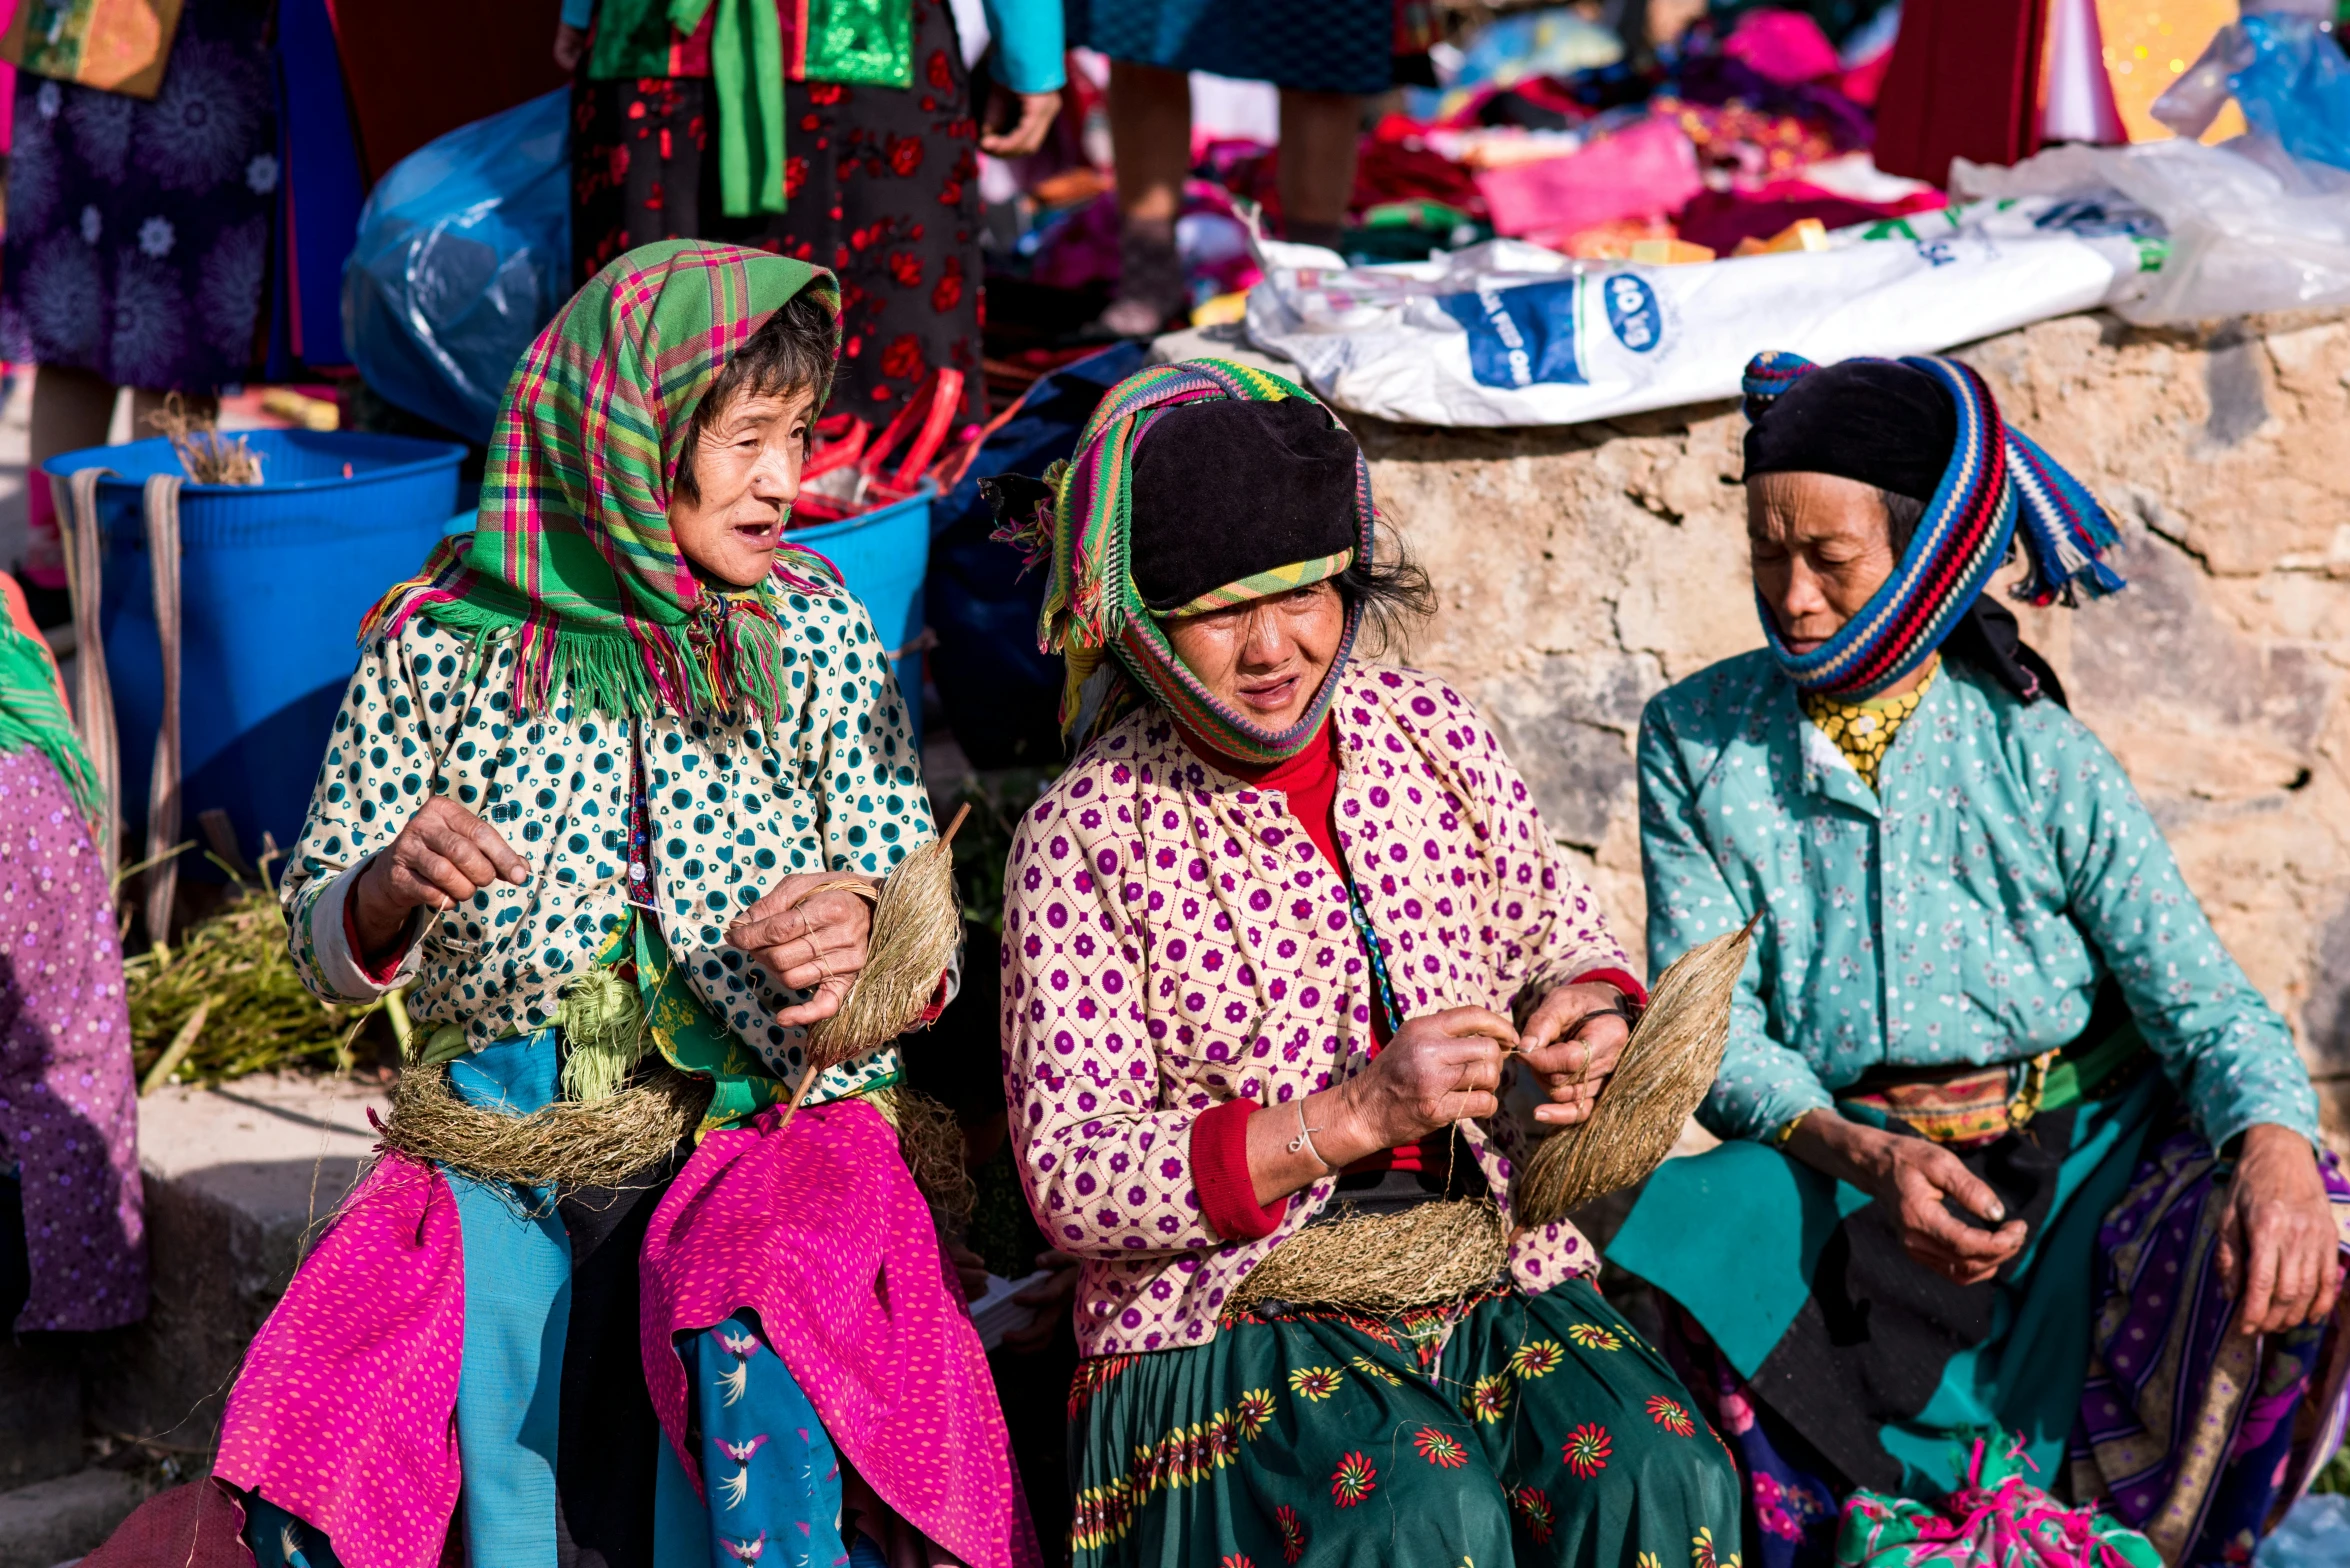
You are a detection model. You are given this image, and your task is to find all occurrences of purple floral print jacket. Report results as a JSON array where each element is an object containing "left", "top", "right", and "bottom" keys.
[{"left": 1002, "top": 663, "right": 1631, "bottom": 1358}]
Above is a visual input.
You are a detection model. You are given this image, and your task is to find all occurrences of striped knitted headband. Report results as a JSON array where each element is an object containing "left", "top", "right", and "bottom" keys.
[
  {"left": 990, "top": 358, "right": 1376, "bottom": 764},
  {"left": 1741, "top": 351, "right": 2125, "bottom": 700}
]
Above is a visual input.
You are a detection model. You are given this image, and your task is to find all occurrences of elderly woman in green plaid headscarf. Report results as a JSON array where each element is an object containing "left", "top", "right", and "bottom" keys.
[{"left": 169, "top": 241, "right": 1040, "bottom": 1568}]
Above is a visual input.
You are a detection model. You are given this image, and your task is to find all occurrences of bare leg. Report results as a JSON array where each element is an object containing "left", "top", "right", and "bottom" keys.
[
  {"left": 1103, "top": 60, "right": 1194, "bottom": 335},
  {"left": 1276, "top": 90, "right": 1364, "bottom": 251}
]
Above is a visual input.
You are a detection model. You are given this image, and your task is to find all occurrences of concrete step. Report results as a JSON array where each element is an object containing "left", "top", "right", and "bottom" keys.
[
  {"left": 0, "top": 1467, "right": 157, "bottom": 1568},
  {"left": 88, "top": 1073, "right": 387, "bottom": 1451}
]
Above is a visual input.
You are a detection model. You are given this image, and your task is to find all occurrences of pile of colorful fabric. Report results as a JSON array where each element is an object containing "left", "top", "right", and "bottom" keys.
[
  {"left": 1835, "top": 1437, "right": 2160, "bottom": 1568},
  {"left": 994, "top": 3, "right": 1942, "bottom": 317}
]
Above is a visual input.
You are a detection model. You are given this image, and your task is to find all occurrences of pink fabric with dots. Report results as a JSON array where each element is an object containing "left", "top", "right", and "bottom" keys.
[
  {"left": 639, "top": 1095, "right": 1040, "bottom": 1568},
  {"left": 1002, "top": 665, "right": 1619, "bottom": 1358},
  {"left": 0, "top": 747, "right": 147, "bottom": 1332},
  {"left": 213, "top": 1153, "right": 466, "bottom": 1568}
]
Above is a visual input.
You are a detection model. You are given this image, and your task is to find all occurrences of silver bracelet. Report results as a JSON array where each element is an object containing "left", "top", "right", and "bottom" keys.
[{"left": 1286, "top": 1097, "right": 1335, "bottom": 1173}]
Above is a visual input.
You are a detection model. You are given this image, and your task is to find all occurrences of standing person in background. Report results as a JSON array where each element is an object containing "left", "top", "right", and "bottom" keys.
[
  {"left": 558, "top": 0, "right": 1062, "bottom": 426},
  {"left": 1074, "top": 0, "right": 1387, "bottom": 335},
  {"left": 0, "top": 0, "right": 279, "bottom": 625}
]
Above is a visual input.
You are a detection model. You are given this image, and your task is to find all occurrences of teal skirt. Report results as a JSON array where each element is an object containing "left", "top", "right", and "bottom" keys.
[{"left": 1068, "top": 1278, "right": 1743, "bottom": 1566}]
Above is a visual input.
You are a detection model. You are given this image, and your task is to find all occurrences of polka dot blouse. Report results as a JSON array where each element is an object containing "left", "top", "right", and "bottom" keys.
[
  {"left": 1003, "top": 664, "right": 1627, "bottom": 1359},
  {"left": 282, "top": 589, "right": 936, "bottom": 1104}
]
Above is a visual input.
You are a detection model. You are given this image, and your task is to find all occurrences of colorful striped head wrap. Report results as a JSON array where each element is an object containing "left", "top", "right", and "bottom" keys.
[
  {"left": 1741, "top": 351, "right": 2125, "bottom": 701},
  {"left": 990, "top": 358, "right": 1375, "bottom": 765},
  {"left": 360, "top": 240, "right": 843, "bottom": 720}
]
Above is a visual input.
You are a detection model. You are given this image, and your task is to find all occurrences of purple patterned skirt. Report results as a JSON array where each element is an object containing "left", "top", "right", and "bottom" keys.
[{"left": 0, "top": 745, "right": 146, "bottom": 1332}]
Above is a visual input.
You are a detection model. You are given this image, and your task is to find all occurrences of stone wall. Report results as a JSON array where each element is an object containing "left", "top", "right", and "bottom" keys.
[{"left": 1354, "top": 308, "right": 2350, "bottom": 1147}]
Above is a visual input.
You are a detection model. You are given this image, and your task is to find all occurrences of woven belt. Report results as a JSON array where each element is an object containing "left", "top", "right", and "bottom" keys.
[{"left": 1840, "top": 1024, "right": 2147, "bottom": 1148}]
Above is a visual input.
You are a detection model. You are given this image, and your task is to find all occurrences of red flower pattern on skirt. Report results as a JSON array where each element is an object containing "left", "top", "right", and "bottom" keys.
[
  {"left": 1330, "top": 1452, "right": 1376, "bottom": 1508},
  {"left": 1563, "top": 1422, "right": 1613, "bottom": 1477}
]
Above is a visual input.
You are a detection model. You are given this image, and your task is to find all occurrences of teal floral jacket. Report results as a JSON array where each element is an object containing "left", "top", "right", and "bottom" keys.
[{"left": 1638, "top": 651, "right": 2318, "bottom": 1149}]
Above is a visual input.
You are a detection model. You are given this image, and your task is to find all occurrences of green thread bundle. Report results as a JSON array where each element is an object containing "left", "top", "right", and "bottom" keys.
[{"left": 557, "top": 965, "right": 654, "bottom": 1104}]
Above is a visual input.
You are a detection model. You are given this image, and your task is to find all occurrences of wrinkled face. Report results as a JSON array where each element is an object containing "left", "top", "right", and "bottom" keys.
[
  {"left": 1162, "top": 582, "right": 1347, "bottom": 735},
  {"left": 668, "top": 386, "right": 819, "bottom": 590},
  {"left": 1746, "top": 471, "right": 1899, "bottom": 656}
]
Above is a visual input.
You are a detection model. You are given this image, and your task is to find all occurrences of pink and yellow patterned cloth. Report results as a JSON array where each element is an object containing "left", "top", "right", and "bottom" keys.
[{"left": 1002, "top": 663, "right": 1628, "bottom": 1358}]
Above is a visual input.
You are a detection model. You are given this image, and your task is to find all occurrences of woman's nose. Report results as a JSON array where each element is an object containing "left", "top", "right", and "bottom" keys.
[
  {"left": 750, "top": 439, "right": 801, "bottom": 506},
  {"left": 1236, "top": 609, "right": 1289, "bottom": 667}
]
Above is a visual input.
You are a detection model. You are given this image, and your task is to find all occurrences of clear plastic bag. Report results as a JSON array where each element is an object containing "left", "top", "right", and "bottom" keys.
[
  {"left": 1954, "top": 135, "right": 2350, "bottom": 324},
  {"left": 341, "top": 90, "right": 572, "bottom": 444},
  {"left": 2154, "top": 0, "right": 2350, "bottom": 170}
]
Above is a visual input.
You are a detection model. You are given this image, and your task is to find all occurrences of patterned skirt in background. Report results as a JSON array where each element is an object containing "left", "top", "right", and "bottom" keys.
[
  {"left": 0, "top": 0, "right": 278, "bottom": 391},
  {"left": 1069, "top": 0, "right": 1396, "bottom": 95},
  {"left": 570, "top": 0, "right": 984, "bottom": 426},
  {"left": 1067, "top": 1277, "right": 1743, "bottom": 1566},
  {"left": 0, "top": 745, "right": 146, "bottom": 1334}
]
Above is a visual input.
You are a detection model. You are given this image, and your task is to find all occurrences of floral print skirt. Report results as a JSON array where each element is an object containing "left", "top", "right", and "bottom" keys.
[
  {"left": 569, "top": 0, "right": 983, "bottom": 426},
  {"left": 1067, "top": 1278, "right": 1742, "bottom": 1567},
  {"left": 0, "top": 0, "right": 278, "bottom": 391}
]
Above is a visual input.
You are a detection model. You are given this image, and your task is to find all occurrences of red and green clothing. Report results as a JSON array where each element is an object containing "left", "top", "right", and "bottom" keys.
[{"left": 1067, "top": 1279, "right": 1742, "bottom": 1566}]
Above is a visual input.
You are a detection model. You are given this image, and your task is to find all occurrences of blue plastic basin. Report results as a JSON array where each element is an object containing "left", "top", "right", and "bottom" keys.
[
  {"left": 44, "top": 430, "right": 465, "bottom": 865},
  {"left": 786, "top": 489, "right": 933, "bottom": 751}
]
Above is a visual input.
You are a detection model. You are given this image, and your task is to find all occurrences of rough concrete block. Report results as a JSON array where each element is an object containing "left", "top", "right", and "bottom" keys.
[
  {"left": 0, "top": 1468, "right": 153, "bottom": 1568},
  {"left": 83, "top": 1075, "right": 385, "bottom": 1451}
]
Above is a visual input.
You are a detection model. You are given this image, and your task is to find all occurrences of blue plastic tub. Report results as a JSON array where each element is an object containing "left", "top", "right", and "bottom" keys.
[
  {"left": 440, "top": 488, "right": 934, "bottom": 747},
  {"left": 44, "top": 430, "right": 465, "bottom": 864},
  {"left": 788, "top": 489, "right": 933, "bottom": 751}
]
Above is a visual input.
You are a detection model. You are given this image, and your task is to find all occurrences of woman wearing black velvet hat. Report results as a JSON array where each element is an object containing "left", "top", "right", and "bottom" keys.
[
  {"left": 1612, "top": 351, "right": 2347, "bottom": 1567},
  {"left": 991, "top": 358, "right": 1739, "bottom": 1566}
]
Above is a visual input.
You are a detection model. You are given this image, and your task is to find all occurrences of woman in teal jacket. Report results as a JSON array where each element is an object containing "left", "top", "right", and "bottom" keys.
[{"left": 1610, "top": 351, "right": 2348, "bottom": 1568}]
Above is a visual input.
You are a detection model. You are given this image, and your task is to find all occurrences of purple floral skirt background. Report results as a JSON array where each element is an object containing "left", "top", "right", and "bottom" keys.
[{"left": 0, "top": 0, "right": 278, "bottom": 393}]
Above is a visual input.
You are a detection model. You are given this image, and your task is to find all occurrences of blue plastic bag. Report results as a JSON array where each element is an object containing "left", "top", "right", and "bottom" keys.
[{"left": 342, "top": 89, "right": 572, "bottom": 443}]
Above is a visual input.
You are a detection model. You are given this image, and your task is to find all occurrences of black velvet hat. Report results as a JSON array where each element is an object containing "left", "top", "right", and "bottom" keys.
[
  {"left": 1741, "top": 358, "right": 1959, "bottom": 503},
  {"left": 1126, "top": 398, "right": 1362, "bottom": 614}
]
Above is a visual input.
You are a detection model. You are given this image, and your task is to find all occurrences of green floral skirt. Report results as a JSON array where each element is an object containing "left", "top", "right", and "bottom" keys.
[{"left": 1068, "top": 1279, "right": 1744, "bottom": 1567}]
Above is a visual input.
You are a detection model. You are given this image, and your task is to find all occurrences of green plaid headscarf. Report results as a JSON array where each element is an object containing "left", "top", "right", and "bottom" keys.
[{"left": 362, "top": 241, "right": 844, "bottom": 721}]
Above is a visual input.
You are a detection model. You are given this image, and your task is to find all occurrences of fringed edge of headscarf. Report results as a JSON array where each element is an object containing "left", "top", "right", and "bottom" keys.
[
  {"left": 0, "top": 622, "right": 105, "bottom": 828},
  {"left": 357, "top": 536, "right": 843, "bottom": 724},
  {"left": 1741, "top": 350, "right": 2127, "bottom": 700}
]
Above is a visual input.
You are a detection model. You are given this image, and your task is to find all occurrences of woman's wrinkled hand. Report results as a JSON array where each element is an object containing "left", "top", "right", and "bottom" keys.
[
  {"left": 1330, "top": 1006, "right": 1516, "bottom": 1152},
  {"left": 553, "top": 21, "right": 587, "bottom": 70},
  {"left": 980, "top": 86, "right": 1062, "bottom": 158},
  {"left": 1516, "top": 982, "right": 1635, "bottom": 1128},
  {"left": 354, "top": 797, "right": 529, "bottom": 958},
  {"left": 1786, "top": 1110, "right": 2027, "bottom": 1286},
  {"left": 2217, "top": 1123, "right": 2341, "bottom": 1335},
  {"left": 725, "top": 872, "right": 878, "bottom": 1027}
]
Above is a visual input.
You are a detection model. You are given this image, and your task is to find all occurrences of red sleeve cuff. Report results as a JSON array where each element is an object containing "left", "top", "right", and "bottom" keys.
[
  {"left": 913, "top": 967, "right": 952, "bottom": 1026},
  {"left": 1190, "top": 1098, "right": 1286, "bottom": 1242},
  {"left": 343, "top": 879, "right": 411, "bottom": 987},
  {"left": 1568, "top": 966, "right": 1650, "bottom": 1011}
]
